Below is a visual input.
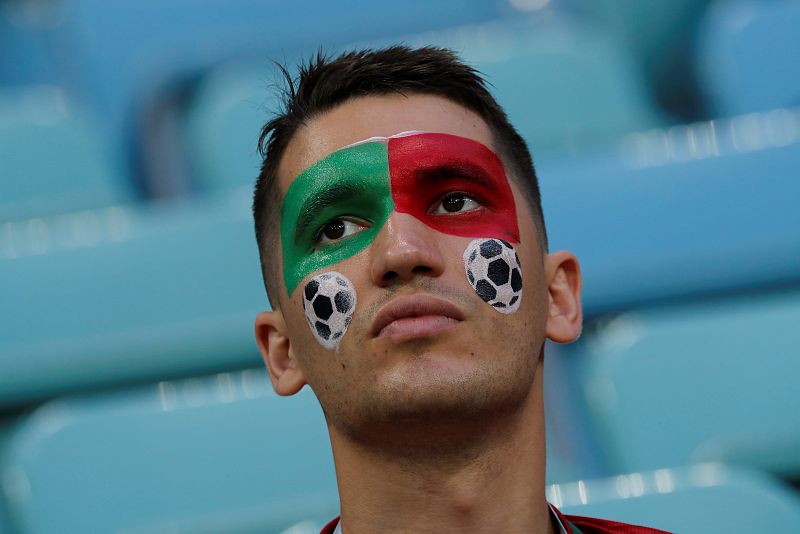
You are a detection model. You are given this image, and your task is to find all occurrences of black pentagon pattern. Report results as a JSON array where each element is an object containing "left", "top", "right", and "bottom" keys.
[
  {"left": 500, "top": 239, "right": 512, "bottom": 249},
  {"left": 492, "top": 302, "right": 506, "bottom": 308},
  {"left": 475, "top": 280, "right": 497, "bottom": 302},
  {"left": 479, "top": 239, "right": 502, "bottom": 259},
  {"left": 509, "top": 295, "right": 519, "bottom": 306},
  {"left": 469, "top": 249, "right": 477, "bottom": 263},
  {"left": 334, "top": 290, "right": 353, "bottom": 314},
  {"left": 336, "top": 277, "right": 347, "bottom": 286},
  {"left": 315, "top": 321, "right": 331, "bottom": 340},
  {"left": 304, "top": 279, "right": 319, "bottom": 301},
  {"left": 313, "top": 295, "right": 333, "bottom": 320},
  {"left": 510, "top": 268, "right": 523, "bottom": 292},
  {"left": 487, "top": 258, "right": 510, "bottom": 286},
  {"left": 467, "top": 269, "right": 475, "bottom": 284}
]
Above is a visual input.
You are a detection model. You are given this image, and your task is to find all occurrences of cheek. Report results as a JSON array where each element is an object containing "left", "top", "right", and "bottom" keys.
[
  {"left": 300, "top": 271, "right": 357, "bottom": 350},
  {"left": 463, "top": 238, "right": 523, "bottom": 314}
]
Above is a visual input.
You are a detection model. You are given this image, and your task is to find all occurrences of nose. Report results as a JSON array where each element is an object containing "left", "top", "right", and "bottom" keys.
[{"left": 370, "top": 212, "right": 446, "bottom": 287}]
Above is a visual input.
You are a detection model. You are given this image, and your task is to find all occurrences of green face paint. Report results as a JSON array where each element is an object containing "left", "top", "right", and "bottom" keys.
[{"left": 281, "top": 141, "right": 393, "bottom": 295}]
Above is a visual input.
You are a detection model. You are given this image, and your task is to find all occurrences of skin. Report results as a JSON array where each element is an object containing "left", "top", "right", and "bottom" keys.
[{"left": 255, "top": 93, "right": 583, "bottom": 534}]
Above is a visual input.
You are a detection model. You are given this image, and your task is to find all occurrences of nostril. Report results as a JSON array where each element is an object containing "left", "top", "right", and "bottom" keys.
[
  {"left": 411, "top": 266, "right": 432, "bottom": 274},
  {"left": 383, "top": 271, "right": 398, "bottom": 282}
]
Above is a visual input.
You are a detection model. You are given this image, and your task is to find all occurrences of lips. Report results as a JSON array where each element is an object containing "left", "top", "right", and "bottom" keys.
[{"left": 371, "top": 294, "right": 465, "bottom": 339}]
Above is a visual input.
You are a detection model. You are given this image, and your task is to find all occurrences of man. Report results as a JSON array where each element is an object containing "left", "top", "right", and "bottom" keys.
[{"left": 252, "top": 46, "right": 667, "bottom": 534}]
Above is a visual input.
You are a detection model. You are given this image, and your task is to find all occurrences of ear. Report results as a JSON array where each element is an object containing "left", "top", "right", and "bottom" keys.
[
  {"left": 543, "top": 250, "right": 583, "bottom": 343},
  {"left": 255, "top": 310, "right": 307, "bottom": 396}
]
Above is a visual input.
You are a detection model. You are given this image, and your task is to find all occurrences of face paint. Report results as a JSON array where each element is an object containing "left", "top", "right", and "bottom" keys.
[
  {"left": 281, "top": 142, "right": 393, "bottom": 295},
  {"left": 463, "top": 238, "right": 522, "bottom": 313},
  {"left": 280, "top": 132, "right": 520, "bottom": 296},
  {"left": 302, "top": 272, "right": 356, "bottom": 349},
  {"left": 388, "top": 133, "right": 520, "bottom": 242}
]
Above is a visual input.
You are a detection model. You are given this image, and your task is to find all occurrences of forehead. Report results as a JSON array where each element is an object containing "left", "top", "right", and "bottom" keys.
[{"left": 277, "top": 93, "right": 497, "bottom": 192}]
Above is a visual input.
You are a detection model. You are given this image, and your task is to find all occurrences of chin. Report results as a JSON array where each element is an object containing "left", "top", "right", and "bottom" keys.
[{"left": 325, "top": 348, "right": 539, "bottom": 447}]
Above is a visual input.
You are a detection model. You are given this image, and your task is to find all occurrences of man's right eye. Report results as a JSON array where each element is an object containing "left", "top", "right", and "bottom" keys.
[{"left": 317, "top": 218, "right": 367, "bottom": 244}]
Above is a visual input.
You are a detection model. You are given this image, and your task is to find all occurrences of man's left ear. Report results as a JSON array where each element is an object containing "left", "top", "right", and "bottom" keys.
[{"left": 543, "top": 250, "right": 583, "bottom": 343}]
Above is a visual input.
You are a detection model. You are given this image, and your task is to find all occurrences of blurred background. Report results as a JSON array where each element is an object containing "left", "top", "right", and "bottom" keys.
[{"left": 1, "top": 0, "right": 799, "bottom": 532}]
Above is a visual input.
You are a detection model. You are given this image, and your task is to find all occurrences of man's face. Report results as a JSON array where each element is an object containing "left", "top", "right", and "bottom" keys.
[{"left": 272, "top": 94, "right": 552, "bottom": 439}]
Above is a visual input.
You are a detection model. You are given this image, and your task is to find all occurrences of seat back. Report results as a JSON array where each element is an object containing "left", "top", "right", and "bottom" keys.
[
  {"left": 554, "top": 464, "right": 800, "bottom": 533},
  {"left": 0, "top": 87, "right": 131, "bottom": 221},
  {"left": 1, "top": 371, "right": 338, "bottom": 534},
  {"left": 699, "top": 0, "right": 800, "bottom": 116}
]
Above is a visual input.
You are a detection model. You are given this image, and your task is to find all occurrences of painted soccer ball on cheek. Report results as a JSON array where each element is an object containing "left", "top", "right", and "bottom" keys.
[
  {"left": 464, "top": 238, "right": 523, "bottom": 313},
  {"left": 302, "top": 272, "right": 356, "bottom": 350}
]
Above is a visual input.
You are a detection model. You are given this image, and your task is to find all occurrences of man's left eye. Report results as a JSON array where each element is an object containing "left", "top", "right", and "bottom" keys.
[{"left": 432, "top": 193, "right": 481, "bottom": 214}]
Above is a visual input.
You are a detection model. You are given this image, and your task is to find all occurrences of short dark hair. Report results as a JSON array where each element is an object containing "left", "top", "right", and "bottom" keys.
[{"left": 253, "top": 45, "right": 547, "bottom": 306}]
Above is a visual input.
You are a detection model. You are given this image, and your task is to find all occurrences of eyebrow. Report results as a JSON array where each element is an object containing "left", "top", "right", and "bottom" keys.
[
  {"left": 294, "top": 182, "right": 363, "bottom": 242},
  {"left": 416, "top": 163, "right": 496, "bottom": 189}
]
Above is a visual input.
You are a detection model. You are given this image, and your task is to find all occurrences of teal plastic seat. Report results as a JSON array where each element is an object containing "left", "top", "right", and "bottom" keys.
[
  {"left": 537, "top": 111, "right": 800, "bottom": 481},
  {"left": 554, "top": 464, "right": 800, "bottom": 532},
  {"left": 538, "top": 110, "right": 800, "bottom": 315},
  {"left": 182, "top": 61, "right": 284, "bottom": 194},
  {"left": 0, "top": 370, "right": 338, "bottom": 534},
  {"left": 698, "top": 0, "right": 800, "bottom": 116},
  {"left": 446, "top": 17, "right": 665, "bottom": 157},
  {"left": 56, "top": 0, "right": 502, "bottom": 197},
  {"left": 0, "top": 87, "right": 131, "bottom": 221},
  {"left": 570, "top": 287, "right": 800, "bottom": 478},
  {"left": 0, "top": 191, "right": 267, "bottom": 405}
]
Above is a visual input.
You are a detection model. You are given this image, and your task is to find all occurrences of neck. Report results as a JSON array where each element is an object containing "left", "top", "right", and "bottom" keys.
[{"left": 328, "top": 360, "right": 554, "bottom": 534}]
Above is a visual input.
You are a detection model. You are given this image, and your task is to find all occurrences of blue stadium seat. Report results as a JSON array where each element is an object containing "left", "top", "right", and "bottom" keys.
[
  {"left": 0, "top": 1, "right": 61, "bottom": 87},
  {"left": 554, "top": 464, "right": 800, "bottom": 532},
  {"left": 51, "top": 0, "right": 503, "bottom": 196},
  {"left": 0, "top": 190, "right": 266, "bottom": 405},
  {"left": 0, "top": 86, "right": 132, "bottom": 221},
  {"left": 538, "top": 109, "right": 800, "bottom": 480},
  {"left": 0, "top": 370, "right": 337, "bottom": 534},
  {"left": 698, "top": 0, "right": 800, "bottom": 116},
  {"left": 569, "top": 287, "right": 800, "bottom": 478},
  {"left": 182, "top": 14, "right": 666, "bottom": 194},
  {"left": 539, "top": 108, "right": 800, "bottom": 314},
  {"left": 181, "top": 61, "right": 282, "bottom": 195}
]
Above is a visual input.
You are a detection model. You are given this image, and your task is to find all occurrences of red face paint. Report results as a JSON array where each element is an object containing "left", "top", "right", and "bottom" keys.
[{"left": 388, "top": 133, "right": 520, "bottom": 243}]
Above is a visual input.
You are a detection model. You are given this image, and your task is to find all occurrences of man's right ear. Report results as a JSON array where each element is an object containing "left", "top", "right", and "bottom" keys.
[{"left": 255, "top": 310, "right": 307, "bottom": 396}]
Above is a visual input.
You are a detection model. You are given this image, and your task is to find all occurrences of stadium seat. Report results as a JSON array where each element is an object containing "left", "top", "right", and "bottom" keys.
[
  {"left": 698, "top": 0, "right": 800, "bottom": 116},
  {"left": 0, "top": 1, "right": 61, "bottom": 87},
  {"left": 51, "top": 0, "right": 503, "bottom": 197},
  {"left": 567, "top": 286, "right": 800, "bottom": 478},
  {"left": 183, "top": 14, "right": 665, "bottom": 194},
  {"left": 537, "top": 108, "right": 800, "bottom": 480},
  {"left": 539, "top": 108, "right": 800, "bottom": 315},
  {"left": 554, "top": 463, "right": 800, "bottom": 532},
  {"left": 0, "top": 86, "right": 132, "bottom": 221},
  {"left": 181, "top": 61, "right": 282, "bottom": 195},
  {"left": 0, "top": 190, "right": 266, "bottom": 405},
  {"left": 0, "top": 370, "right": 338, "bottom": 534}
]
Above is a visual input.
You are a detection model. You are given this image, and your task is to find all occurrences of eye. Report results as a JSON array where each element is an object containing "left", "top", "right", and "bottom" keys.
[
  {"left": 432, "top": 193, "right": 482, "bottom": 215},
  {"left": 317, "top": 218, "right": 366, "bottom": 244}
]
